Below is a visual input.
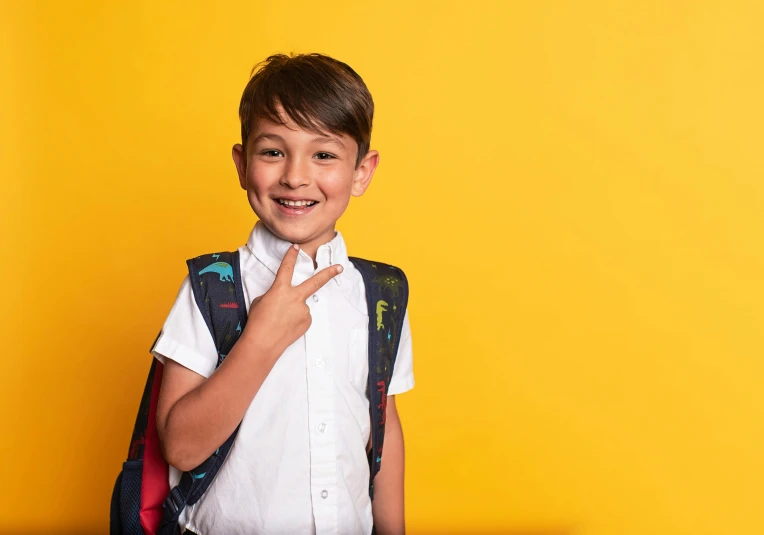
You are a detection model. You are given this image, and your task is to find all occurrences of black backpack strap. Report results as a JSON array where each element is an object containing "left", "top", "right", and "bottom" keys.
[
  {"left": 348, "top": 257, "right": 409, "bottom": 500},
  {"left": 159, "top": 251, "right": 248, "bottom": 534},
  {"left": 127, "top": 335, "right": 161, "bottom": 461}
]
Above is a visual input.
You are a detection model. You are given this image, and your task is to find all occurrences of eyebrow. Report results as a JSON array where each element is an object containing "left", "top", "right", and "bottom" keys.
[
  {"left": 251, "top": 132, "right": 346, "bottom": 149},
  {"left": 311, "top": 135, "right": 346, "bottom": 149}
]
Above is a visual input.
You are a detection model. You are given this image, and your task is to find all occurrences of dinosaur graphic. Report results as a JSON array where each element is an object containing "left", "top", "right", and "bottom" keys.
[
  {"left": 377, "top": 380, "right": 388, "bottom": 425},
  {"left": 373, "top": 274, "right": 403, "bottom": 298},
  {"left": 199, "top": 262, "right": 234, "bottom": 282},
  {"left": 376, "top": 300, "right": 388, "bottom": 331}
]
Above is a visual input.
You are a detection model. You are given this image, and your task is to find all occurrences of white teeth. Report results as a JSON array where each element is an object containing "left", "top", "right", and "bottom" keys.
[{"left": 279, "top": 199, "right": 316, "bottom": 207}]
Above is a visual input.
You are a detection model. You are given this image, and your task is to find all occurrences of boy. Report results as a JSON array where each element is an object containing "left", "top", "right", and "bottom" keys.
[{"left": 152, "top": 53, "right": 414, "bottom": 535}]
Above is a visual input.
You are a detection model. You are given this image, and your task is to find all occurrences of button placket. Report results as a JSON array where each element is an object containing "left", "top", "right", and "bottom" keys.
[{"left": 304, "top": 290, "right": 339, "bottom": 533}]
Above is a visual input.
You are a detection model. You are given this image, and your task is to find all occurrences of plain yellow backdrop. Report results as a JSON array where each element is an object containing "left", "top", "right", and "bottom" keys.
[{"left": 2, "top": 1, "right": 763, "bottom": 533}]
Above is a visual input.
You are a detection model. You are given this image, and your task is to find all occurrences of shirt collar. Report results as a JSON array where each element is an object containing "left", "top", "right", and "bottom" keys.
[{"left": 246, "top": 221, "right": 349, "bottom": 286}]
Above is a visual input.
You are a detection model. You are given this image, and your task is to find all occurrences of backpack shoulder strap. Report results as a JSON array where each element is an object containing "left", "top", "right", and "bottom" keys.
[
  {"left": 348, "top": 257, "right": 409, "bottom": 500},
  {"left": 186, "top": 251, "right": 248, "bottom": 366},
  {"left": 159, "top": 250, "right": 248, "bottom": 534}
]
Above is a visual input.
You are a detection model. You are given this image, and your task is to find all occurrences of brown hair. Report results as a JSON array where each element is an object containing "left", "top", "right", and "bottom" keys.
[{"left": 238, "top": 53, "right": 374, "bottom": 167}]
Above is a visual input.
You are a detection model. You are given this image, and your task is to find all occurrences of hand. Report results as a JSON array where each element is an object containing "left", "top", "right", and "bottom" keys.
[{"left": 242, "top": 244, "right": 343, "bottom": 360}]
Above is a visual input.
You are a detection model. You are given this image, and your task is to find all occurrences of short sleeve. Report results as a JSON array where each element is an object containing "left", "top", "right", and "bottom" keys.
[
  {"left": 151, "top": 275, "right": 219, "bottom": 379},
  {"left": 388, "top": 310, "right": 414, "bottom": 395}
]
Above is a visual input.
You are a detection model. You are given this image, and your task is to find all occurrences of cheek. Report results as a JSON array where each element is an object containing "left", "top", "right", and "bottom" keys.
[
  {"left": 248, "top": 166, "right": 278, "bottom": 194},
  {"left": 318, "top": 168, "right": 355, "bottom": 200},
  {"left": 321, "top": 181, "right": 352, "bottom": 205}
]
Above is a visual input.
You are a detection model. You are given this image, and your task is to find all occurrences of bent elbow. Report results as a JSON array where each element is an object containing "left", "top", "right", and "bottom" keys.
[{"left": 159, "top": 430, "right": 201, "bottom": 473}]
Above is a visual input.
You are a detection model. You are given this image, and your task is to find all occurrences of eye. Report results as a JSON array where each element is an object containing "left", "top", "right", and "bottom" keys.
[
  {"left": 314, "top": 152, "right": 336, "bottom": 160},
  {"left": 260, "top": 149, "right": 283, "bottom": 158}
]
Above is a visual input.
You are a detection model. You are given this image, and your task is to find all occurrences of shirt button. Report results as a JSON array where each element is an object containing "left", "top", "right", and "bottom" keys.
[
  {"left": 318, "top": 423, "right": 326, "bottom": 433},
  {"left": 316, "top": 357, "right": 325, "bottom": 368},
  {"left": 321, "top": 490, "right": 328, "bottom": 499},
  {"left": 312, "top": 294, "right": 319, "bottom": 302}
]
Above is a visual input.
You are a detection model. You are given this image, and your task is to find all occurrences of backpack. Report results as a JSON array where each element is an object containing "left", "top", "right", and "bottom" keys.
[{"left": 110, "top": 250, "right": 409, "bottom": 535}]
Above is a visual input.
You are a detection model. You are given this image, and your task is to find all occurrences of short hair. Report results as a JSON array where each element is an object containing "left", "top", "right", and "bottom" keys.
[{"left": 238, "top": 53, "right": 374, "bottom": 167}]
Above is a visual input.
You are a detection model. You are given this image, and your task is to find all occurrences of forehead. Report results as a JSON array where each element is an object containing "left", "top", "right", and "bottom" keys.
[{"left": 250, "top": 114, "right": 351, "bottom": 148}]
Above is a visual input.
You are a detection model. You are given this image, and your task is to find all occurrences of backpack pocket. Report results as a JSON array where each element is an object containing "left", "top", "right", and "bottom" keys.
[{"left": 110, "top": 459, "right": 144, "bottom": 535}]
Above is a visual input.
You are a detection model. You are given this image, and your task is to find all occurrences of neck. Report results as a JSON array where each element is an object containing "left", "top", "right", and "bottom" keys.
[
  {"left": 295, "top": 227, "right": 337, "bottom": 268},
  {"left": 299, "top": 243, "right": 319, "bottom": 269}
]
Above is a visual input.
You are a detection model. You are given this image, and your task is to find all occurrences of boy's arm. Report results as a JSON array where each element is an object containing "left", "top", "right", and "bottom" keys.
[
  {"left": 371, "top": 395, "right": 406, "bottom": 535},
  {"left": 156, "top": 331, "right": 278, "bottom": 472},
  {"left": 156, "top": 245, "right": 343, "bottom": 472}
]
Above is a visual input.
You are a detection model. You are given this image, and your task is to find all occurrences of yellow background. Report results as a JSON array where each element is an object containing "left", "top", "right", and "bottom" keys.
[{"left": 2, "top": 1, "right": 763, "bottom": 533}]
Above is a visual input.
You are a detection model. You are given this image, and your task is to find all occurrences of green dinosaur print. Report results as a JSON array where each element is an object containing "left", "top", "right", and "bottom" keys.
[
  {"left": 372, "top": 274, "right": 403, "bottom": 298},
  {"left": 376, "top": 300, "right": 388, "bottom": 331}
]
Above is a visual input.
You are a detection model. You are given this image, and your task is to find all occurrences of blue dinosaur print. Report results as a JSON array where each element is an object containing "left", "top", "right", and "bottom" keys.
[{"left": 199, "top": 262, "right": 234, "bottom": 282}]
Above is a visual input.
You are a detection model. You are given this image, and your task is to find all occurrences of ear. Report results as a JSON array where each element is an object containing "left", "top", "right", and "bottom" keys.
[
  {"left": 350, "top": 150, "right": 380, "bottom": 197},
  {"left": 232, "top": 143, "right": 247, "bottom": 190}
]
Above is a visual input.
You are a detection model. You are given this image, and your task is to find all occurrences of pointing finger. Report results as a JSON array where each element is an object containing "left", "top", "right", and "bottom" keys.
[
  {"left": 296, "top": 264, "right": 344, "bottom": 299},
  {"left": 275, "top": 244, "right": 300, "bottom": 286}
]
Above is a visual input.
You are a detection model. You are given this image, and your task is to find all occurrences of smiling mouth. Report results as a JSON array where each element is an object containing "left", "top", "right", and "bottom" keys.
[
  {"left": 274, "top": 198, "right": 319, "bottom": 215},
  {"left": 276, "top": 199, "right": 318, "bottom": 207}
]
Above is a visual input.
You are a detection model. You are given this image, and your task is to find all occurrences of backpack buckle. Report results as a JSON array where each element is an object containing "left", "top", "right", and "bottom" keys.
[{"left": 162, "top": 486, "right": 186, "bottom": 520}]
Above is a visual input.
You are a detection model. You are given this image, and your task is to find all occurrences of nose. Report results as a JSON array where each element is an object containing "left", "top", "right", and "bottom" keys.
[{"left": 280, "top": 156, "right": 311, "bottom": 189}]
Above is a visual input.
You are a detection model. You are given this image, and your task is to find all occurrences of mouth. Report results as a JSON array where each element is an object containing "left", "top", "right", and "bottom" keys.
[{"left": 273, "top": 198, "right": 319, "bottom": 216}]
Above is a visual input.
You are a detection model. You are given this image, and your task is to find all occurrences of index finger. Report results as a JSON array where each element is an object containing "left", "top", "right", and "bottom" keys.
[
  {"left": 296, "top": 264, "right": 344, "bottom": 299},
  {"left": 274, "top": 244, "right": 301, "bottom": 286}
]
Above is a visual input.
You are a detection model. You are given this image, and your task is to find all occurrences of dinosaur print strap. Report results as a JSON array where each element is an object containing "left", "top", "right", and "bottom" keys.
[
  {"left": 186, "top": 251, "right": 248, "bottom": 366},
  {"left": 158, "top": 251, "right": 248, "bottom": 531},
  {"left": 348, "top": 257, "right": 409, "bottom": 499}
]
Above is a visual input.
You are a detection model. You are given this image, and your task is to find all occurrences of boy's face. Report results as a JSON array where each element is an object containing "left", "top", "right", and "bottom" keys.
[{"left": 233, "top": 109, "right": 378, "bottom": 259}]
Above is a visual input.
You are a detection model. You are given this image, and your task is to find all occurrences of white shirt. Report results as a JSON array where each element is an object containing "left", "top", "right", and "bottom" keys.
[{"left": 152, "top": 222, "right": 414, "bottom": 535}]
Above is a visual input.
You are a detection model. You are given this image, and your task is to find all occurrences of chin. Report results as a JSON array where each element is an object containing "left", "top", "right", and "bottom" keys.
[{"left": 263, "top": 220, "right": 314, "bottom": 244}]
